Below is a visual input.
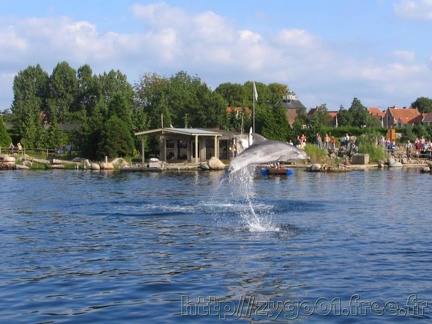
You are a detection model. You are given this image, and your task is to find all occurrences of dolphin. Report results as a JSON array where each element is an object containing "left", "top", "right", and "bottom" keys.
[{"left": 228, "top": 134, "right": 310, "bottom": 174}]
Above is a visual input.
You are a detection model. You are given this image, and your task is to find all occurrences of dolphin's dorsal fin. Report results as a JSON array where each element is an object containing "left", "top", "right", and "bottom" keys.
[{"left": 251, "top": 133, "right": 267, "bottom": 144}]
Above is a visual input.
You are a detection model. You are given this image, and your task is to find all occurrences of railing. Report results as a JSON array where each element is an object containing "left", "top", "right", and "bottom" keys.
[{"left": 0, "top": 147, "right": 74, "bottom": 159}]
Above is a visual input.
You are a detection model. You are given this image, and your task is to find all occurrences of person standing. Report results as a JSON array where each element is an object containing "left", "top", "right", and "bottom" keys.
[
  {"left": 324, "top": 134, "right": 330, "bottom": 150},
  {"left": 9, "top": 143, "right": 14, "bottom": 154},
  {"left": 331, "top": 136, "right": 336, "bottom": 152},
  {"left": 315, "top": 133, "right": 322, "bottom": 148}
]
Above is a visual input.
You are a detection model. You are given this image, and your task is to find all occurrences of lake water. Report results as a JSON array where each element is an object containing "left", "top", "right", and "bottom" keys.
[{"left": 1, "top": 167, "right": 431, "bottom": 323}]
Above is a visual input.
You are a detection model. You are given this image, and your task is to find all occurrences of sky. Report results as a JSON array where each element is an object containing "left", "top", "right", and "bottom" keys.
[{"left": 1, "top": 0, "right": 432, "bottom": 112}]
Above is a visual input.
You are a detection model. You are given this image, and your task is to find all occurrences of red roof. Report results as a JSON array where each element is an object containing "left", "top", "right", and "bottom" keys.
[
  {"left": 328, "top": 111, "right": 338, "bottom": 118},
  {"left": 389, "top": 107, "right": 420, "bottom": 125},
  {"left": 423, "top": 112, "right": 432, "bottom": 123},
  {"left": 226, "top": 106, "right": 251, "bottom": 115},
  {"left": 368, "top": 107, "right": 385, "bottom": 118}
]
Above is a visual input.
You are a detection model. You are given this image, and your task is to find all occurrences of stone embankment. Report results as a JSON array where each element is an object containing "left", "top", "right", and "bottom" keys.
[
  {"left": 307, "top": 153, "right": 431, "bottom": 172},
  {"left": 2, "top": 152, "right": 431, "bottom": 173},
  {"left": 0, "top": 153, "right": 130, "bottom": 171}
]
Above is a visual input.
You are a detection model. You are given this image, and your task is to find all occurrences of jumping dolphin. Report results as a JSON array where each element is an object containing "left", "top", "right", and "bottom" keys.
[{"left": 228, "top": 134, "right": 310, "bottom": 174}]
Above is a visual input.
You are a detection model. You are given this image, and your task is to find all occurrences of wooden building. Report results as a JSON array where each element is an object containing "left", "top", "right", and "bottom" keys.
[{"left": 135, "top": 127, "right": 223, "bottom": 164}]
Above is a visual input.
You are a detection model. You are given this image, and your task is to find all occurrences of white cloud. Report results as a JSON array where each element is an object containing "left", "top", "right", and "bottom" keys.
[
  {"left": 392, "top": 50, "right": 416, "bottom": 62},
  {"left": 0, "top": 2, "right": 431, "bottom": 110},
  {"left": 275, "top": 29, "right": 320, "bottom": 48},
  {"left": 394, "top": 0, "right": 432, "bottom": 19},
  {"left": 130, "top": 2, "right": 189, "bottom": 29},
  {"left": 192, "top": 11, "right": 233, "bottom": 43},
  {"left": 0, "top": 24, "right": 28, "bottom": 63}
]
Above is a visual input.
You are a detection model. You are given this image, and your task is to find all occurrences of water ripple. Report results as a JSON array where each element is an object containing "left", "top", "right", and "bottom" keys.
[{"left": 1, "top": 169, "right": 431, "bottom": 322}]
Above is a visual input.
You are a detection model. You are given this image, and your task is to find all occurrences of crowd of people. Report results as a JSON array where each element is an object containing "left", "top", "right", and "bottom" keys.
[
  {"left": 8, "top": 142, "right": 22, "bottom": 154},
  {"left": 287, "top": 132, "right": 432, "bottom": 161},
  {"left": 404, "top": 136, "right": 432, "bottom": 158},
  {"left": 288, "top": 133, "right": 358, "bottom": 157}
]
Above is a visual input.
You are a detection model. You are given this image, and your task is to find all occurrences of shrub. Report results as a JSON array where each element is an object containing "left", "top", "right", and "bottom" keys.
[
  {"left": 303, "top": 144, "right": 328, "bottom": 164},
  {"left": 356, "top": 134, "right": 387, "bottom": 162}
]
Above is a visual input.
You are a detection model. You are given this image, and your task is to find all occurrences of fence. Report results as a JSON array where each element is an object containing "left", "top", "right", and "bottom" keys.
[{"left": 0, "top": 146, "right": 74, "bottom": 159}]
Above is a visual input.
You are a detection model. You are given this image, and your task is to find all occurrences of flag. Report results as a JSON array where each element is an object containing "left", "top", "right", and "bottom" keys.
[
  {"left": 335, "top": 114, "right": 338, "bottom": 128},
  {"left": 253, "top": 82, "right": 258, "bottom": 102}
]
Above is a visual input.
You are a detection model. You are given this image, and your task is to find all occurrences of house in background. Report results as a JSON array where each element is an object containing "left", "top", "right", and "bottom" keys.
[
  {"left": 281, "top": 90, "right": 307, "bottom": 126},
  {"left": 422, "top": 112, "right": 432, "bottom": 125},
  {"left": 307, "top": 106, "right": 339, "bottom": 127},
  {"left": 367, "top": 107, "right": 386, "bottom": 126},
  {"left": 328, "top": 111, "right": 339, "bottom": 127},
  {"left": 383, "top": 107, "right": 421, "bottom": 127}
]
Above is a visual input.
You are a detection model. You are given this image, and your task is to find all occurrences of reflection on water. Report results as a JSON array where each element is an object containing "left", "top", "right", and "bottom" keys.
[{"left": 0, "top": 168, "right": 431, "bottom": 323}]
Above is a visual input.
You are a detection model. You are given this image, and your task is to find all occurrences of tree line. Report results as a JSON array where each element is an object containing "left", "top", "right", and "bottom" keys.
[{"left": 1, "top": 61, "right": 432, "bottom": 159}]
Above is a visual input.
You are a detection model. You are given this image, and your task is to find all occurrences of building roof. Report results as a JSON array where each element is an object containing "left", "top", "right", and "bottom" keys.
[
  {"left": 135, "top": 127, "right": 222, "bottom": 137},
  {"left": 307, "top": 107, "right": 318, "bottom": 116},
  {"left": 282, "top": 99, "right": 307, "bottom": 110},
  {"left": 388, "top": 107, "right": 420, "bottom": 125},
  {"left": 368, "top": 107, "right": 385, "bottom": 118},
  {"left": 423, "top": 112, "right": 432, "bottom": 123},
  {"left": 226, "top": 106, "right": 251, "bottom": 114}
]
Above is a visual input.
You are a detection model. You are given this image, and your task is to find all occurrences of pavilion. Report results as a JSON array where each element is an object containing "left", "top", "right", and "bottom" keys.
[{"left": 135, "top": 127, "right": 223, "bottom": 164}]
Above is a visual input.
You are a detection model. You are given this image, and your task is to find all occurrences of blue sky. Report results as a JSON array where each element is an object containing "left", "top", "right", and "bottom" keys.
[{"left": 1, "top": 0, "right": 432, "bottom": 112}]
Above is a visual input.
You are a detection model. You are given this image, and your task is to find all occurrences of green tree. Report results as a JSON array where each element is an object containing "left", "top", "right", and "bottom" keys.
[
  {"left": 0, "top": 115, "right": 11, "bottom": 148},
  {"left": 1, "top": 109, "right": 13, "bottom": 124},
  {"left": 10, "top": 64, "right": 48, "bottom": 148},
  {"left": 108, "top": 93, "right": 132, "bottom": 127},
  {"left": 243, "top": 81, "right": 272, "bottom": 133},
  {"left": 413, "top": 124, "right": 429, "bottom": 140},
  {"left": 100, "top": 70, "right": 134, "bottom": 110},
  {"left": 258, "top": 101, "right": 291, "bottom": 141},
  {"left": 411, "top": 97, "right": 432, "bottom": 113},
  {"left": 72, "top": 64, "right": 102, "bottom": 122},
  {"left": 78, "top": 100, "right": 107, "bottom": 160},
  {"left": 98, "top": 115, "right": 134, "bottom": 159},
  {"left": 168, "top": 71, "right": 200, "bottom": 128},
  {"left": 80, "top": 70, "right": 134, "bottom": 159},
  {"left": 400, "top": 124, "right": 416, "bottom": 143},
  {"left": 196, "top": 88, "right": 226, "bottom": 128},
  {"left": 337, "top": 105, "right": 351, "bottom": 127},
  {"left": 252, "top": 83, "right": 289, "bottom": 139},
  {"left": 267, "top": 83, "right": 288, "bottom": 99},
  {"left": 292, "top": 109, "right": 309, "bottom": 135},
  {"left": 214, "top": 83, "right": 244, "bottom": 107},
  {"left": 309, "top": 104, "right": 332, "bottom": 130},
  {"left": 134, "top": 72, "right": 171, "bottom": 130},
  {"left": 46, "top": 61, "right": 78, "bottom": 123},
  {"left": 349, "top": 98, "right": 369, "bottom": 127},
  {"left": 45, "top": 121, "right": 66, "bottom": 150}
]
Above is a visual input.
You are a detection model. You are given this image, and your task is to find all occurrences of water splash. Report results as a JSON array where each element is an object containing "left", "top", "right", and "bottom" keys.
[{"left": 226, "top": 166, "right": 280, "bottom": 232}]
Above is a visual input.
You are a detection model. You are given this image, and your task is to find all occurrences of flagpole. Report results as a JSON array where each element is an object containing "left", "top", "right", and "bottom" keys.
[
  {"left": 253, "top": 96, "right": 255, "bottom": 133},
  {"left": 253, "top": 82, "right": 257, "bottom": 132}
]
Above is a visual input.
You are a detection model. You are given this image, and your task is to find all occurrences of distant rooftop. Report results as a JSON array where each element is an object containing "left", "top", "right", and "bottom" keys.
[{"left": 135, "top": 127, "right": 222, "bottom": 137}]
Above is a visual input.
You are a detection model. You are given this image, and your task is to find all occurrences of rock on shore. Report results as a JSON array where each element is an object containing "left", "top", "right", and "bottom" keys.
[{"left": 200, "top": 157, "right": 226, "bottom": 170}]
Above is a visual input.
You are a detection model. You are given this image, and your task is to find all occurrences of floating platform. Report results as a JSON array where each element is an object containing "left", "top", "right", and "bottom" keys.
[{"left": 259, "top": 167, "right": 294, "bottom": 176}]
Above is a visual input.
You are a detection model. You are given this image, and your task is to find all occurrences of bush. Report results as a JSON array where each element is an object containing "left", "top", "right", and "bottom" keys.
[
  {"left": 356, "top": 134, "right": 387, "bottom": 162},
  {"left": 303, "top": 144, "right": 328, "bottom": 164}
]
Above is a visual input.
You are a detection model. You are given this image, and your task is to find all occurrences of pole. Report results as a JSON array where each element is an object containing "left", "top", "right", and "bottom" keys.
[
  {"left": 252, "top": 82, "right": 257, "bottom": 133},
  {"left": 253, "top": 98, "right": 255, "bottom": 133}
]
